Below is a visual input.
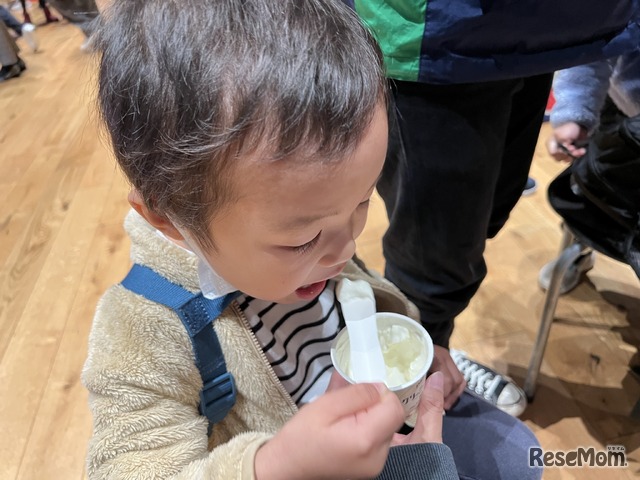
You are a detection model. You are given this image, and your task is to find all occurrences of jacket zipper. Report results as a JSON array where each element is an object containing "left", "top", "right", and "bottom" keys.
[
  {"left": 231, "top": 302, "right": 298, "bottom": 414},
  {"left": 228, "top": 275, "right": 413, "bottom": 417}
]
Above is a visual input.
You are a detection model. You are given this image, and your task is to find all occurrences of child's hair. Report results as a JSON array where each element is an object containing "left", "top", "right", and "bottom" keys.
[{"left": 95, "top": 0, "right": 386, "bottom": 248}]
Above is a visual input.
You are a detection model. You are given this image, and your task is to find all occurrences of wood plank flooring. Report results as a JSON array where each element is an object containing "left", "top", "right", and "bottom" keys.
[{"left": 1, "top": 16, "right": 639, "bottom": 480}]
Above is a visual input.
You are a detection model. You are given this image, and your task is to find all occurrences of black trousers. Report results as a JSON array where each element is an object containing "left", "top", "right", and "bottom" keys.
[{"left": 378, "top": 74, "right": 553, "bottom": 347}]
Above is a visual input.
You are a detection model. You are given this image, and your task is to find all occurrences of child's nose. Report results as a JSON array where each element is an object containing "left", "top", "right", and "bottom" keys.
[{"left": 318, "top": 236, "right": 355, "bottom": 268}]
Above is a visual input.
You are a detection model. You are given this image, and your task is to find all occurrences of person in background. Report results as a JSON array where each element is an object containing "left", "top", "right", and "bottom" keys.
[
  {"left": 346, "top": 0, "right": 639, "bottom": 418},
  {"left": 548, "top": 52, "right": 640, "bottom": 161},
  {"left": 0, "top": 4, "right": 37, "bottom": 51},
  {"left": 540, "top": 50, "right": 640, "bottom": 292},
  {"left": 18, "top": 0, "right": 58, "bottom": 24},
  {"left": 0, "top": 19, "right": 25, "bottom": 82},
  {"left": 0, "top": 5, "right": 23, "bottom": 36}
]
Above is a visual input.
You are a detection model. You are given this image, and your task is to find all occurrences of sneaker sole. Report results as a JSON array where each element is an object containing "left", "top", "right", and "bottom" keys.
[{"left": 538, "top": 252, "right": 595, "bottom": 294}]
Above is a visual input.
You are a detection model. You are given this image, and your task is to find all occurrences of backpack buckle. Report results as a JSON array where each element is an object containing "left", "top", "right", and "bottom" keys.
[{"left": 199, "top": 372, "right": 237, "bottom": 425}]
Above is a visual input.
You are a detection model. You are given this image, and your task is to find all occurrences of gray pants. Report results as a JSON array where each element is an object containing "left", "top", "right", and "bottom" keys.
[
  {"left": 0, "top": 21, "right": 19, "bottom": 67},
  {"left": 443, "top": 393, "right": 542, "bottom": 479},
  {"left": 0, "top": 5, "right": 22, "bottom": 36}
]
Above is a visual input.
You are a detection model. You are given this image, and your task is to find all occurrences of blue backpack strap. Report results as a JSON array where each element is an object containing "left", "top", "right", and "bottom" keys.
[{"left": 120, "top": 264, "right": 240, "bottom": 428}]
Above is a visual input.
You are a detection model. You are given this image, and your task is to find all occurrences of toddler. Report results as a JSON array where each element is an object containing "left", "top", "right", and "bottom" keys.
[{"left": 84, "top": 1, "right": 540, "bottom": 479}]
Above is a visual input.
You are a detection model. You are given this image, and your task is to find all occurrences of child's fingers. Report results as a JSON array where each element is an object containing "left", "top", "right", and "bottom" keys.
[
  {"left": 571, "top": 146, "right": 587, "bottom": 158},
  {"left": 348, "top": 385, "right": 405, "bottom": 434},
  {"left": 314, "top": 382, "right": 391, "bottom": 420},
  {"left": 268, "top": 385, "right": 402, "bottom": 480},
  {"left": 547, "top": 137, "right": 575, "bottom": 162},
  {"left": 559, "top": 142, "right": 589, "bottom": 161},
  {"left": 411, "top": 372, "right": 445, "bottom": 443},
  {"left": 326, "top": 370, "right": 350, "bottom": 392},
  {"left": 324, "top": 383, "right": 405, "bottom": 445},
  {"left": 546, "top": 137, "right": 560, "bottom": 154}
]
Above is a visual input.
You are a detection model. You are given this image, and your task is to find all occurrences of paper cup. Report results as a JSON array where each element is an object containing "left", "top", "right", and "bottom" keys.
[{"left": 330, "top": 312, "right": 434, "bottom": 427}]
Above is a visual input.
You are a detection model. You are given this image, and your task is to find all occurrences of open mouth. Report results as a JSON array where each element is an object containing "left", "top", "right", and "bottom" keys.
[
  {"left": 294, "top": 263, "right": 347, "bottom": 300},
  {"left": 295, "top": 280, "right": 328, "bottom": 300}
]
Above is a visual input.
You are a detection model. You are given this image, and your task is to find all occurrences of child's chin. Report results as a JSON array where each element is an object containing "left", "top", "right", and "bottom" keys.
[{"left": 274, "top": 295, "right": 305, "bottom": 304}]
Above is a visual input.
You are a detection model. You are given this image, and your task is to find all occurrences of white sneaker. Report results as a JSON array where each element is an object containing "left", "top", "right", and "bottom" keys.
[
  {"left": 450, "top": 349, "right": 528, "bottom": 417},
  {"left": 538, "top": 251, "right": 595, "bottom": 294}
]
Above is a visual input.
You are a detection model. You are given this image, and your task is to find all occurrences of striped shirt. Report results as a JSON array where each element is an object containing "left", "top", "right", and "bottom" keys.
[{"left": 238, "top": 280, "right": 342, "bottom": 405}]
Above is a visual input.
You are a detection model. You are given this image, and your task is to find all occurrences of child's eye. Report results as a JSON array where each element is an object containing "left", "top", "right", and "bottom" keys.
[{"left": 290, "top": 232, "right": 322, "bottom": 255}]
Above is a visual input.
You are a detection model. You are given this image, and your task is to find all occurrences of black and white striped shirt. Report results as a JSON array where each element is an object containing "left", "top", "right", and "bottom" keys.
[{"left": 238, "top": 280, "right": 342, "bottom": 405}]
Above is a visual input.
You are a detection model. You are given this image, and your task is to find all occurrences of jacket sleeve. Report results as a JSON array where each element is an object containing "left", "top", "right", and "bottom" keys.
[
  {"left": 82, "top": 286, "right": 271, "bottom": 480},
  {"left": 376, "top": 444, "right": 458, "bottom": 480},
  {"left": 550, "top": 59, "right": 613, "bottom": 132}
]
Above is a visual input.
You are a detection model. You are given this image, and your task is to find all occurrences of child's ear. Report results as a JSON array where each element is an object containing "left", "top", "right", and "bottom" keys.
[{"left": 128, "top": 189, "right": 185, "bottom": 243}]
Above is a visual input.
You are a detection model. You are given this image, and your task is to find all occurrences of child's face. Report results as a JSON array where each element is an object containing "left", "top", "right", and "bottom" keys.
[{"left": 203, "top": 104, "right": 387, "bottom": 303}]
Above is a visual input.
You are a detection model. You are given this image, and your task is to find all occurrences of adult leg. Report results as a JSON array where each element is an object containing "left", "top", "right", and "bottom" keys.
[
  {"left": 379, "top": 79, "right": 521, "bottom": 347},
  {"left": 0, "top": 6, "right": 23, "bottom": 36},
  {"left": 19, "top": 0, "right": 30, "bottom": 23},
  {"left": 0, "top": 21, "right": 24, "bottom": 81},
  {"left": 488, "top": 74, "right": 553, "bottom": 237},
  {"left": 0, "top": 20, "right": 19, "bottom": 66},
  {"left": 40, "top": 0, "right": 59, "bottom": 23},
  {"left": 442, "top": 392, "right": 543, "bottom": 480}
]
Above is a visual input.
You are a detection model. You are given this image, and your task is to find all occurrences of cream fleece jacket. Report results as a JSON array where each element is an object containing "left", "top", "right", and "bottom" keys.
[{"left": 82, "top": 210, "right": 456, "bottom": 480}]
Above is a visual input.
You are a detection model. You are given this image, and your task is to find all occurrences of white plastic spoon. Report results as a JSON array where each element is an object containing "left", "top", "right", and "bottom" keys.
[{"left": 336, "top": 278, "right": 386, "bottom": 383}]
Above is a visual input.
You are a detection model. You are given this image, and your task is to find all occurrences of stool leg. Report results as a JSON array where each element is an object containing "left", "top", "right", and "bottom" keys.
[
  {"left": 524, "top": 242, "right": 584, "bottom": 400},
  {"left": 558, "top": 223, "right": 575, "bottom": 252}
]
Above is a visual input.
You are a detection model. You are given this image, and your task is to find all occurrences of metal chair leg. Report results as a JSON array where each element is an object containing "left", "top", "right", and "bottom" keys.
[
  {"left": 558, "top": 223, "right": 575, "bottom": 252},
  {"left": 524, "top": 242, "right": 585, "bottom": 400}
]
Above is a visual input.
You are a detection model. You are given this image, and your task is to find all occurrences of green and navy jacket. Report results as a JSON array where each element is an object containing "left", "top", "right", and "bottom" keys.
[{"left": 346, "top": 0, "right": 640, "bottom": 84}]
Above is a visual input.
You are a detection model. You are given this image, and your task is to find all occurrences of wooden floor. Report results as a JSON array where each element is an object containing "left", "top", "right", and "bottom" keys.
[{"left": 1, "top": 18, "right": 639, "bottom": 480}]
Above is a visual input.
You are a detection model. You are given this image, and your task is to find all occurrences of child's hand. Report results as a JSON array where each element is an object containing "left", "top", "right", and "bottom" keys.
[
  {"left": 392, "top": 371, "right": 445, "bottom": 445},
  {"left": 254, "top": 382, "right": 405, "bottom": 480},
  {"left": 546, "top": 122, "right": 588, "bottom": 161},
  {"left": 429, "top": 346, "right": 466, "bottom": 409}
]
